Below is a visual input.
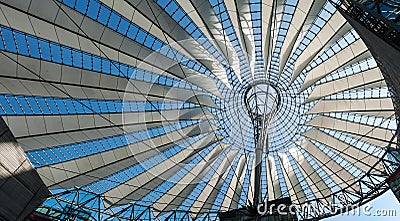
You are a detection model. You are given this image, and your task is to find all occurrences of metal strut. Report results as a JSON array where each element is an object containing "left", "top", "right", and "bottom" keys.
[{"left": 244, "top": 83, "right": 280, "bottom": 218}]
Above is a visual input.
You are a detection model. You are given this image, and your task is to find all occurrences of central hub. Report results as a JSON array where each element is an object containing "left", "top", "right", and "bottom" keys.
[
  {"left": 244, "top": 83, "right": 280, "bottom": 121},
  {"left": 244, "top": 82, "right": 280, "bottom": 148}
]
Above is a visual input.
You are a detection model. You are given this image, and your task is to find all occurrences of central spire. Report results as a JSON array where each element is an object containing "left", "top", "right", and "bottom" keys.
[{"left": 244, "top": 83, "right": 280, "bottom": 210}]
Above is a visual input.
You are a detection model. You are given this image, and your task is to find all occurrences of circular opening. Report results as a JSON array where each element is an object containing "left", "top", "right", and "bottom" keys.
[{"left": 244, "top": 83, "right": 280, "bottom": 117}]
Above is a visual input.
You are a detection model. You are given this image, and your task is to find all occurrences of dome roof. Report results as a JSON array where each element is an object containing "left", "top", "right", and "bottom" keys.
[{"left": 0, "top": 0, "right": 397, "bottom": 219}]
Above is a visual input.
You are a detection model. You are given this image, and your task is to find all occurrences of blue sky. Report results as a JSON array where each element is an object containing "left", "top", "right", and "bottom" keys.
[{"left": 326, "top": 191, "right": 400, "bottom": 220}]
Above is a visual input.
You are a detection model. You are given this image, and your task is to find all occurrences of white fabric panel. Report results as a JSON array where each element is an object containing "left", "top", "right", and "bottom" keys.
[
  {"left": 278, "top": 0, "right": 314, "bottom": 76},
  {"left": 99, "top": 0, "right": 195, "bottom": 61},
  {"left": 302, "top": 129, "right": 383, "bottom": 172},
  {"left": 152, "top": 142, "right": 230, "bottom": 214},
  {"left": 352, "top": 111, "right": 395, "bottom": 119},
  {"left": 58, "top": 135, "right": 222, "bottom": 191},
  {"left": 103, "top": 147, "right": 201, "bottom": 206},
  {"left": 128, "top": 121, "right": 218, "bottom": 157},
  {"left": 103, "top": 134, "right": 221, "bottom": 207},
  {"left": 228, "top": 154, "right": 248, "bottom": 210},
  {"left": 236, "top": 0, "right": 255, "bottom": 73},
  {"left": 0, "top": 52, "right": 218, "bottom": 109},
  {"left": 278, "top": 153, "right": 307, "bottom": 204},
  {"left": 195, "top": 153, "right": 241, "bottom": 216},
  {"left": 301, "top": 39, "right": 370, "bottom": 91},
  {"left": 306, "top": 116, "right": 396, "bottom": 149},
  {"left": 307, "top": 98, "right": 394, "bottom": 116},
  {"left": 0, "top": 2, "right": 224, "bottom": 97},
  {"left": 292, "top": 12, "right": 350, "bottom": 81},
  {"left": 280, "top": 0, "right": 328, "bottom": 76},
  {"left": 247, "top": 156, "right": 256, "bottom": 204},
  {"left": 265, "top": 155, "right": 274, "bottom": 200},
  {"left": 226, "top": 0, "right": 250, "bottom": 64},
  {"left": 269, "top": 155, "right": 282, "bottom": 200},
  {"left": 16, "top": 121, "right": 149, "bottom": 151},
  {"left": 306, "top": 68, "right": 385, "bottom": 102},
  {"left": 288, "top": 148, "right": 332, "bottom": 202},
  {"left": 261, "top": 0, "right": 274, "bottom": 71},
  {"left": 36, "top": 122, "right": 216, "bottom": 188},
  {"left": 176, "top": 0, "right": 236, "bottom": 87},
  {"left": 295, "top": 139, "right": 358, "bottom": 191},
  {"left": 175, "top": 0, "right": 214, "bottom": 42},
  {"left": 221, "top": 155, "right": 246, "bottom": 211},
  {"left": 6, "top": 108, "right": 215, "bottom": 150},
  {"left": 190, "top": 150, "right": 238, "bottom": 213}
]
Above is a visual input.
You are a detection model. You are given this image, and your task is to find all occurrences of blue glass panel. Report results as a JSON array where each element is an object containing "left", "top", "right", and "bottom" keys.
[
  {"left": 50, "top": 43, "right": 62, "bottom": 63},
  {"left": 98, "top": 5, "right": 111, "bottom": 25},
  {"left": 1, "top": 28, "right": 17, "bottom": 53},
  {"left": 87, "top": 0, "right": 100, "bottom": 19},
  {"left": 75, "top": 0, "right": 89, "bottom": 13},
  {"left": 61, "top": 46, "right": 73, "bottom": 65},
  {"left": 38, "top": 39, "right": 51, "bottom": 60},
  {"left": 108, "top": 12, "right": 121, "bottom": 30},
  {"left": 14, "top": 31, "right": 29, "bottom": 55}
]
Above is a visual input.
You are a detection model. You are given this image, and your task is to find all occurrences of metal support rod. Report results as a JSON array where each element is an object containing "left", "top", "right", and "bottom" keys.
[
  {"left": 253, "top": 140, "right": 263, "bottom": 209},
  {"left": 244, "top": 83, "right": 280, "bottom": 217}
]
